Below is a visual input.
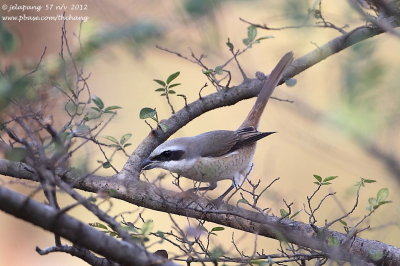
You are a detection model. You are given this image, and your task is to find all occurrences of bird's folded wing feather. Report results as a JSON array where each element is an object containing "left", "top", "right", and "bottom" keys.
[{"left": 195, "top": 127, "right": 268, "bottom": 157}]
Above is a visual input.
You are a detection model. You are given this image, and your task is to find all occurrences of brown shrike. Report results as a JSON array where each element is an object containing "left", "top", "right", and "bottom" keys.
[{"left": 141, "top": 52, "right": 294, "bottom": 203}]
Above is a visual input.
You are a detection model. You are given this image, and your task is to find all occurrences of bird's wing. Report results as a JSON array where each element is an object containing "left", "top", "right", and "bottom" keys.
[
  {"left": 195, "top": 130, "right": 239, "bottom": 157},
  {"left": 228, "top": 127, "right": 274, "bottom": 152},
  {"left": 195, "top": 127, "right": 271, "bottom": 157}
]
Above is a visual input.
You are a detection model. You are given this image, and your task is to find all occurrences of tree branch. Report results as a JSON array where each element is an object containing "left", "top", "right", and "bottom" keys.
[
  {"left": 1, "top": 159, "right": 399, "bottom": 265},
  {"left": 0, "top": 183, "right": 177, "bottom": 266}
]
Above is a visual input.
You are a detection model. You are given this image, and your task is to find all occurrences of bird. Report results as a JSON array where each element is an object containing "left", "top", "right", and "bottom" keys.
[{"left": 140, "top": 51, "right": 294, "bottom": 204}]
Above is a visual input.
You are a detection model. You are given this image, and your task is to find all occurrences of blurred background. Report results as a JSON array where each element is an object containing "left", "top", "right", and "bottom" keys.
[{"left": 1, "top": 0, "right": 399, "bottom": 265}]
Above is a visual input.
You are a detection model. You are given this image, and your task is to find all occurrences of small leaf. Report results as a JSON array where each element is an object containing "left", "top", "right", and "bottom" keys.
[
  {"left": 368, "top": 197, "right": 377, "bottom": 206},
  {"left": 139, "top": 107, "right": 156, "bottom": 119},
  {"left": 168, "top": 90, "right": 176, "bottom": 94},
  {"left": 247, "top": 25, "right": 257, "bottom": 42},
  {"left": 363, "top": 178, "right": 376, "bottom": 183},
  {"left": 92, "top": 96, "right": 104, "bottom": 110},
  {"left": 323, "top": 176, "right": 338, "bottom": 182},
  {"left": 376, "top": 188, "right": 389, "bottom": 202},
  {"left": 369, "top": 250, "right": 384, "bottom": 261},
  {"left": 339, "top": 219, "right": 347, "bottom": 226},
  {"left": 214, "top": 66, "right": 224, "bottom": 75},
  {"left": 211, "top": 226, "right": 225, "bottom": 232},
  {"left": 313, "top": 174, "right": 322, "bottom": 182},
  {"left": 321, "top": 182, "right": 332, "bottom": 185},
  {"left": 89, "top": 222, "right": 108, "bottom": 230},
  {"left": 154, "top": 79, "right": 166, "bottom": 86},
  {"left": 155, "top": 88, "right": 165, "bottom": 92},
  {"left": 166, "top": 71, "right": 180, "bottom": 84},
  {"left": 237, "top": 198, "right": 249, "bottom": 205},
  {"left": 327, "top": 236, "right": 340, "bottom": 247},
  {"left": 90, "top": 106, "right": 101, "bottom": 112},
  {"left": 255, "top": 36, "right": 274, "bottom": 42},
  {"left": 102, "top": 161, "right": 112, "bottom": 168},
  {"left": 104, "top": 136, "right": 119, "bottom": 144},
  {"left": 123, "top": 143, "right": 132, "bottom": 148},
  {"left": 168, "top": 83, "right": 181, "bottom": 88},
  {"left": 202, "top": 69, "right": 213, "bottom": 75},
  {"left": 120, "top": 133, "right": 132, "bottom": 145},
  {"left": 159, "top": 123, "right": 168, "bottom": 132},
  {"left": 313, "top": 181, "right": 320, "bottom": 185},
  {"left": 210, "top": 247, "right": 224, "bottom": 259},
  {"left": 141, "top": 220, "right": 154, "bottom": 235},
  {"left": 226, "top": 39, "right": 234, "bottom": 50},
  {"left": 5, "top": 147, "right": 26, "bottom": 162},
  {"left": 74, "top": 124, "right": 90, "bottom": 136},
  {"left": 280, "top": 209, "right": 289, "bottom": 218},
  {"left": 160, "top": 93, "right": 166, "bottom": 96},
  {"left": 104, "top": 105, "right": 122, "bottom": 112},
  {"left": 285, "top": 78, "right": 297, "bottom": 87}
]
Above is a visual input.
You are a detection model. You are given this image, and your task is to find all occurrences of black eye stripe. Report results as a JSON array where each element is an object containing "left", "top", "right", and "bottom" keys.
[{"left": 153, "top": 150, "right": 184, "bottom": 161}]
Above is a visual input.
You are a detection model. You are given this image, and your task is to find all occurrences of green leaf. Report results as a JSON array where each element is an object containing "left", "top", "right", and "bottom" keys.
[
  {"left": 74, "top": 124, "right": 90, "bottom": 136},
  {"left": 104, "top": 136, "right": 119, "bottom": 144},
  {"left": 362, "top": 178, "right": 376, "bottom": 183},
  {"left": 285, "top": 78, "right": 297, "bottom": 87},
  {"left": 89, "top": 222, "right": 108, "bottom": 230},
  {"left": 313, "top": 174, "right": 322, "bottom": 182},
  {"left": 90, "top": 106, "right": 101, "bottom": 112},
  {"left": 210, "top": 247, "right": 224, "bottom": 259},
  {"left": 237, "top": 198, "right": 249, "bottom": 205},
  {"left": 339, "top": 219, "right": 348, "bottom": 226},
  {"left": 247, "top": 25, "right": 257, "bottom": 42},
  {"left": 255, "top": 36, "right": 274, "bottom": 42},
  {"left": 123, "top": 143, "right": 132, "bottom": 148},
  {"left": 313, "top": 181, "right": 320, "bottom": 185},
  {"left": 321, "top": 182, "right": 332, "bottom": 186},
  {"left": 327, "top": 236, "right": 340, "bottom": 247},
  {"left": 139, "top": 107, "right": 156, "bottom": 119},
  {"left": 166, "top": 71, "right": 180, "bottom": 84},
  {"left": 104, "top": 105, "right": 122, "bottom": 113},
  {"left": 92, "top": 96, "right": 104, "bottom": 110},
  {"left": 155, "top": 88, "right": 165, "bottom": 92},
  {"left": 369, "top": 250, "right": 384, "bottom": 261},
  {"left": 5, "top": 147, "right": 26, "bottom": 162},
  {"left": 376, "top": 188, "right": 389, "bottom": 202},
  {"left": 168, "top": 83, "right": 181, "bottom": 88},
  {"left": 154, "top": 79, "right": 166, "bottom": 86},
  {"left": 226, "top": 39, "right": 234, "bottom": 50},
  {"left": 102, "top": 161, "right": 112, "bottom": 168},
  {"left": 159, "top": 123, "right": 168, "bottom": 132},
  {"left": 323, "top": 176, "right": 338, "bottom": 182},
  {"left": 368, "top": 197, "right": 377, "bottom": 206},
  {"left": 168, "top": 90, "right": 176, "bottom": 94},
  {"left": 280, "top": 209, "right": 289, "bottom": 218},
  {"left": 211, "top": 226, "right": 225, "bottom": 232},
  {"left": 120, "top": 133, "right": 132, "bottom": 145},
  {"left": 160, "top": 93, "right": 166, "bottom": 96},
  {"left": 202, "top": 69, "right": 213, "bottom": 75},
  {"left": 141, "top": 220, "right": 154, "bottom": 235},
  {"left": 214, "top": 66, "right": 224, "bottom": 75},
  {"left": 0, "top": 29, "right": 18, "bottom": 54}
]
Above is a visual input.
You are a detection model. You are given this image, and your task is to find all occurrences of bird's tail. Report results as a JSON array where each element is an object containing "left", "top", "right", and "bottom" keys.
[{"left": 239, "top": 51, "right": 294, "bottom": 129}]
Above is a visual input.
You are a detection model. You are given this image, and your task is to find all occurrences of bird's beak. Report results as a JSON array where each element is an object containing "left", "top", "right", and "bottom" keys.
[
  {"left": 140, "top": 158, "right": 155, "bottom": 170},
  {"left": 266, "top": 132, "right": 276, "bottom": 136}
]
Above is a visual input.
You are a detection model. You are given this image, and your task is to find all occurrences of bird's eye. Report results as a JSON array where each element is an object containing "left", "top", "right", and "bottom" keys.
[{"left": 161, "top": 150, "right": 172, "bottom": 158}]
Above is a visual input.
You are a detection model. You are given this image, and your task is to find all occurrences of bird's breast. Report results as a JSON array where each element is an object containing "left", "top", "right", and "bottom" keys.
[{"left": 176, "top": 145, "right": 256, "bottom": 183}]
